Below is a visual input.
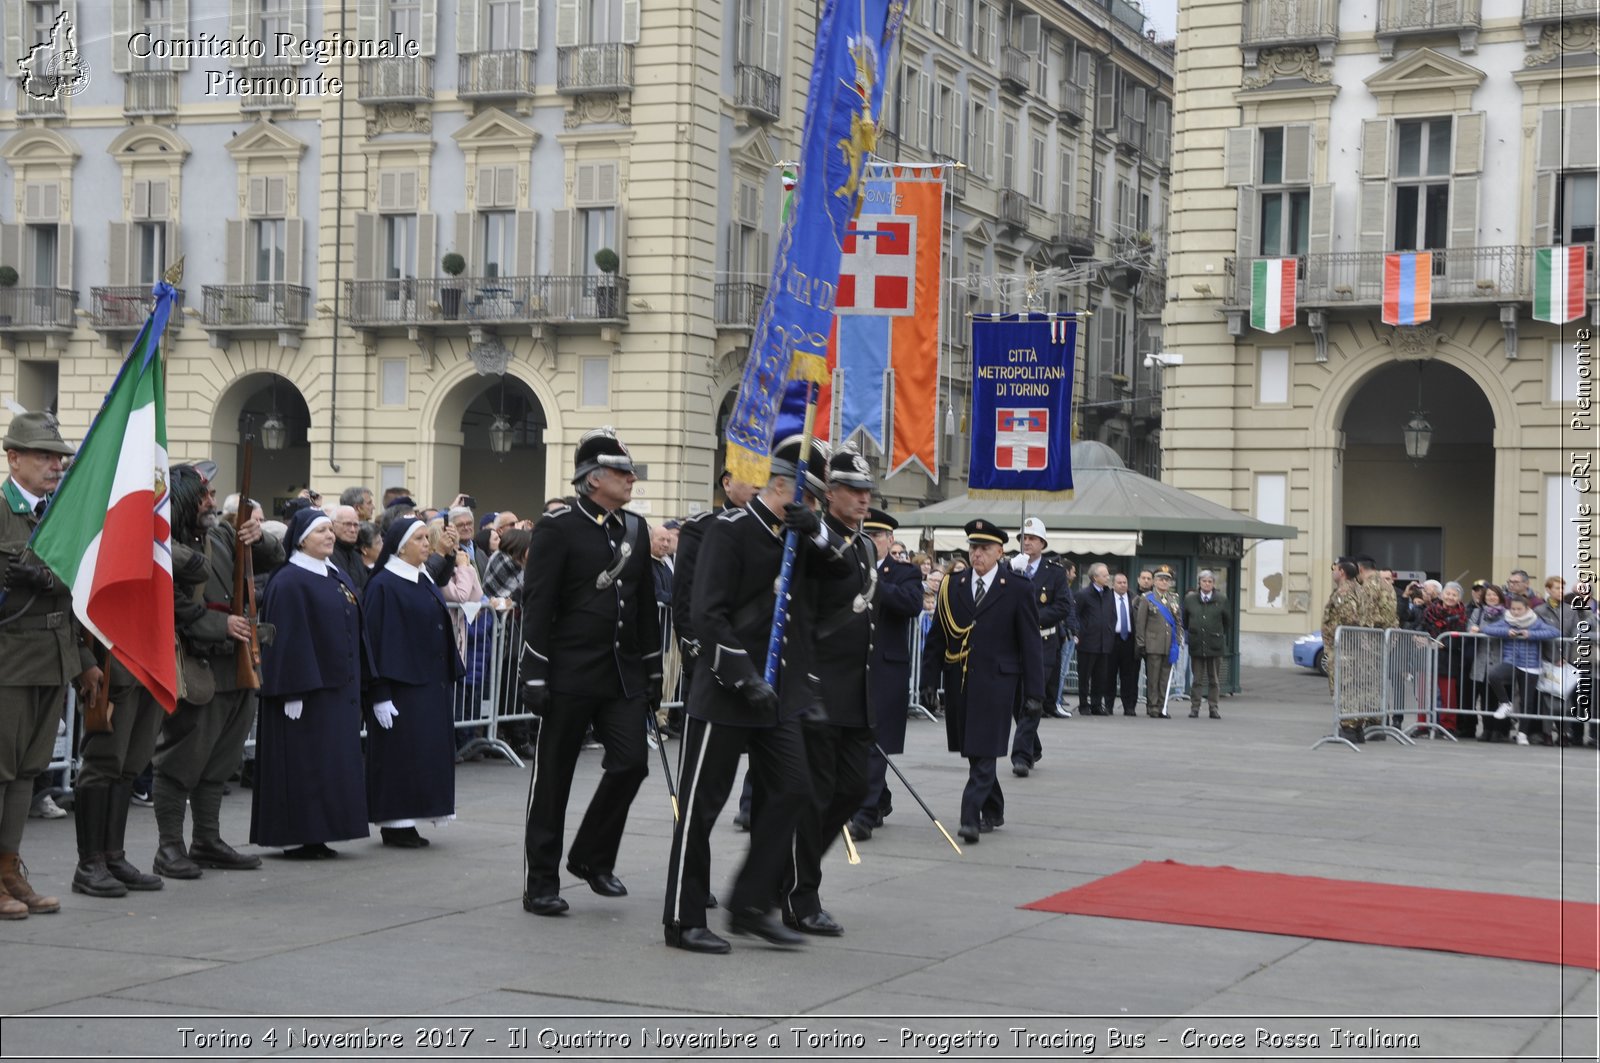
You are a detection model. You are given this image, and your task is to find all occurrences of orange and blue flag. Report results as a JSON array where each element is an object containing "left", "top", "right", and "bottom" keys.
[{"left": 1382, "top": 252, "right": 1432, "bottom": 327}]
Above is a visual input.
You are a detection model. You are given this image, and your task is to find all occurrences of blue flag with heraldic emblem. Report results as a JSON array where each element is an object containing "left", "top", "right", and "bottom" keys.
[
  {"left": 968, "top": 314, "right": 1077, "bottom": 499},
  {"left": 723, "top": 0, "right": 906, "bottom": 485}
]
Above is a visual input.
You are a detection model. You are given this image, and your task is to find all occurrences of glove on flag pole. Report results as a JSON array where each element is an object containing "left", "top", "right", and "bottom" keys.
[{"left": 31, "top": 274, "right": 180, "bottom": 711}]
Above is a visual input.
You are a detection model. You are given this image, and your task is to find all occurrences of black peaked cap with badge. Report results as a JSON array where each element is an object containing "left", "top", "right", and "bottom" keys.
[
  {"left": 2, "top": 411, "right": 75, "bottom": 455},
  {"left": 965, "top": 519, "right": 1008, "bottom": 547}
]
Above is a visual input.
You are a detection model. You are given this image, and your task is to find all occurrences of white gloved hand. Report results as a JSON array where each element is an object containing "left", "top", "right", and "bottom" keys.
[
  {"left": 373, "top": 699, "right": 399, "bottom": 729},
  {"left": 285, "top": 699, "right": 303, "bottom": 720},
  {"left": 1010, "top": 553, "right": 1030, "bottom": 573}
]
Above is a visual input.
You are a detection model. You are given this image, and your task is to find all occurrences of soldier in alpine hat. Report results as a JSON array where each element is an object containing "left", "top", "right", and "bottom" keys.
[
  {"left": 519, "top": 426, "right": 662, "bottom": 917},
  {"left": 0, "top": 412, "right": 100, "bottom": 917},
  {"left": 920, "top": 519, "right": 1044, "bottom": 844}
]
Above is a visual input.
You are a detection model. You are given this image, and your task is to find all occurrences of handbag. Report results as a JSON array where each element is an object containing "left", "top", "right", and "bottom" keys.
[{"left": 1537, "top": 661, "right": 1580, "bottom": 699}]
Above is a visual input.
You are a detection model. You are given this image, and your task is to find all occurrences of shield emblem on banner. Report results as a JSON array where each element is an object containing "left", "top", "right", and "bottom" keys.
[{"left": 995, "top": 408, "right": 1049, "bottom": 471}]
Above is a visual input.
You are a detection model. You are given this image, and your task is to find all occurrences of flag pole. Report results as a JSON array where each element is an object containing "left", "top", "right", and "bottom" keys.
[{"left": 763, "top": 379, "right": 821, "bottom": 684}]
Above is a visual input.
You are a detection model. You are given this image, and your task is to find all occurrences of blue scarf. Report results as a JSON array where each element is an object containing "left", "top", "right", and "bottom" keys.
[{"left": 1146, "top": 592, "right": 1181, "bottom": 665}]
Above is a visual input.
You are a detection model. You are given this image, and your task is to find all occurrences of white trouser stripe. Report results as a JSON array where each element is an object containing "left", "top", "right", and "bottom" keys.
[{"left": 670, "top": 719, "right": 713, "bottom": 923}]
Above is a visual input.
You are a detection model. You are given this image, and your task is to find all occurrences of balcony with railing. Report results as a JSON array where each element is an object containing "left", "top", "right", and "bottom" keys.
[
  {"left": 714, "top": 279, "right": 766, "bottom": 330},
  {"left": 0, "top": 287, "right": 76, "bottom": 333},
  {"left": 999, "top": 189, "right": 1030, "bottom": 230},
  {"left": 458, "top": 50, "right": 535, "bottom": 99},
  {"left": 1376, "top": 0, "right": 1479, "bottom": 56},
  {"left": 1223, "top": 245, "right": 1600, "bottom": 310},
  {"left": 236, "top": 66, "right": 299, "bottom": 111},
  {"left": 16, "top": 88, "right": 65, "bottom": 118},
  {"left": 358, "top": 56, "right": 434, "bottom": 104},
  {"left": 200, "top": 284, "right": 311, "bottom": 346},
  {"left": 1050, "top": 213, "right": 1095, "bottom": 260},
  {"left": 1059, "top": 82, "right": 1088, "bottom": 123},
  {"left": 1241, "top": 0, "right": 1339, "bottom": 65},
  {"left": 1524, "top": 0, "right": 1598, "bottom": 39},
  {"left": 123, "top": 70, "right": 178, "bottom": 115},
  {"left": 999, "top": 46, "right": 1032, "bottom": 93},
  {"left": 346, "top": 274, "right": 629, "bottom": 329},
  {"left": 557, "top": 43, "right": 635, "bottom": 94},
  {"left": 1116, "top": 114, "right": 1145, "bottom": 156},
  {"left": 734, "top": 63, "right": 780, "bottom": 122},
  {"left": 89, "top": 286, "right": 185, "bottom": 332}
]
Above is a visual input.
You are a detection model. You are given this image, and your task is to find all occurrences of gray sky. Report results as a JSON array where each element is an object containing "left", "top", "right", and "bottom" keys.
[{"left": 1143, "top": 0, "right": 1178, "bottom": 40}]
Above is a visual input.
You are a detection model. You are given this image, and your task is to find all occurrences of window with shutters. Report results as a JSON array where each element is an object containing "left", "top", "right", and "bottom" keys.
[
  {"left": 1031, "top": 133, "right": 1047, "bottom": 206},
  {"left": 135, "top": 223, "right": 166, "bottom": 286},
  {"left": 1558, "top": 174, "right": 1597, "bottom": 245},
  {"left": 486, "top": 0, "right": 517, "bottom": 47},
  {"left": 1000, "top": 117, "right": 1017, "bottom": 190},
  {"left": 259, "top": 0, "right": 292, "bottom": 40},
  {"left": 1259, "top": 126, "right": 1311, "bottom": 257},
  {"left": 480, "top": 212, "right": 514, "bottom": 277},
  {"left": 27, "top": 0, "right": 55, "bottom": 43},
  {"left": 383, "top": 215, "right": 416, "bottom": 282},
  {"left": 253, "top": 219, "right": 285, "bottom": 283},
  {"left": 1058, "top": 146, "right": 1076, "bottom": 216},
  {"left": 967, "top": 94, "right": 994, "bottom": 178},
  {"left": 136, "top": 0, "right": 171, "bottom": 69},
  {"left": 389, "top": 0, "right": 422, "bottom": 40},
  {"left": 1533, "top": 106, "right": 1597, "bottom": 252},
  {"left": 28, "top": 225, "right": 57, "bottom": 288},
  {"left": 1393, "top": 118, "right": 1451, "bottom": 253},
  {"left": 581, "top": 208, "right": 616, "bottom": 275}
]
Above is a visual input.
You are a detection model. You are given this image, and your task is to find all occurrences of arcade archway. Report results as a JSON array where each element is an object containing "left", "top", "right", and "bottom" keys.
[
  {"left": 433, "top": 374, "right": 548, "bottom": 518},
  {"left": 207, "top": 373, "right": 312, "bottom": 517}
]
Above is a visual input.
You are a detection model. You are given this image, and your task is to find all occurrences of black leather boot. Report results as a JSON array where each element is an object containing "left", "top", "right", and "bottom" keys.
[
  {"left": 70, "top": 786, "right": 127, "bottom": 898},
  {"left": 104, "top": 781, "right": 161, "bottom": 891}
]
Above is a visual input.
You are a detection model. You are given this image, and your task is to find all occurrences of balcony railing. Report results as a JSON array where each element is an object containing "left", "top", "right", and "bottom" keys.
[
  {"left": 0, "top": 287, "right": 76, "bottom": 329},
  {"left": 714, "top": 280, "right": 766, "bottom": 329},
  {"left": 358, "top": 56, "right": 434, "bottom": 104},
  {"left": 1241, "top": 0, "right": 1339, "bottom": 63},
  {"left": 556, "top": 43, "right": 635, "bottom": 94},
  {"left": 16, "top": 89, "right": 65, "bottom": 118},
  {"left": 123, "top": 70, "right": 178, "bottom": 115},
  {"left": 1054, "top": 212, "right": 1093, "bottom": 252},
  {"left": 1225, "top": 245, "right": 1599, "bottom": 309},
  {"left": 1525, "top": 0, "right": 1597, "bottom": 18},
  {"left": 236, "top": 66, "right": 299, "bottom": 111},
  {"left": 1377, "top": 0, "right": 1479, "bottom": 56},
  {"left": 458, "top": 50, "right": 535, "bottom": 99},
  {"left": 999, "top": 46, "right": 1032, "bottom": 92},
  {"left": 201, "top": 284, "right": 311, "bottom": 328},
  {"left": 1059, "top": 82, "right": 1088, "bottom": 121},
  {"left": 90, "top": 286, "right": 185, "bottom": 330},
  {"left": 999, "top": 189, "right": 1030, "bottom": 229},
  {"left": 734, "top": 63, "right": 780, "bottom": 121},
  {"left": 1117, "top": 114, "right": 1145, "bottom": 155},
  {"left": 346, "top": 275, "right": 629, "bottom": 326}
]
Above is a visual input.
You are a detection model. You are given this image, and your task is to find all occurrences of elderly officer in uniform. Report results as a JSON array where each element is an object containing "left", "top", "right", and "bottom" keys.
[
  {"left": 778, "top": 447, "right": 883, "bottom": 937},
  {"left": 1007, "top": 517, "right": 1073, "bottom": 778},
  {"left": 518, "top": 427, "right": 662, "bottom": 917},
  {"left": 662, "top": 436, "right": 848, "bottom": 954},
  {"left": 848, "top": 508, "right": 924, "bottom": 841},
  {"left": 921, "top": 520, "right": 1044, "bottom": 844},
  {"left": 1134, "top": 565, "right": 1184, "bottom": 717},
  {"left": 0, "top": 412, "right": 102, "bottom": 917},
  {"left": 151, "top": 463, "right": 283, "bottom": 879}
]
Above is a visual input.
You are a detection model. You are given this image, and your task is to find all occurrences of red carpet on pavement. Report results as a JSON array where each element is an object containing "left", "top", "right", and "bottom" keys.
[{"left": 1024, "top": 860, "right": 1600, "bottom": 970}]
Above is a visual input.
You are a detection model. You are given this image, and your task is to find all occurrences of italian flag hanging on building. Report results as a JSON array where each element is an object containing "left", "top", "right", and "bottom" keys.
[
  {"left": 31, "top": 283, "right": 179, "bottom": 711},
  {"left": 1250, "top": 258, "right": 1297, "bottom": 333},
  {"left": 1533, "top": 246, "right": 1587, "bottom": 324}
]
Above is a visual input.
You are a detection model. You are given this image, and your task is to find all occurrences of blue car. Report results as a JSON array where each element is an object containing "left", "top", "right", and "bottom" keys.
[{"left": 1292, "top": 632, "right": 1326, "bottom": 675}]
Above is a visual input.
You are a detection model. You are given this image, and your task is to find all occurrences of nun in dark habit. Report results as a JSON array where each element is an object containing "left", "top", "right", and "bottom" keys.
[
  {"left": 251, "top": 508, "right": 371, "bottom": 859},
  {"left": 362, "top": 516, "right": 465, "bottom": 848}
]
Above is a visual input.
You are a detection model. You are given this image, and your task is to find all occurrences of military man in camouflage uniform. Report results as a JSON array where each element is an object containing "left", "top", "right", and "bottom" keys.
[
  {"left": 1322, "top": 559, "right": 1366, "bottom": 740},
  {"left": 0, "top": 412, "right": 101, "bottom": 918},
  {"left": 1356, "top": 555, "right": 1399, "bottom": 630}
]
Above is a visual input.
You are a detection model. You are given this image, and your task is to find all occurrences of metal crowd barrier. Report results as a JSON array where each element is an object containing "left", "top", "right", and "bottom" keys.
[
  {"left": 1316, "top": 627, "right": 1596, "bottom": 751},
  {"left": 47, "top": 686, "right": 82, "bottom": 789},
  {"left": 448, "top": 600, "right": 527, "bottom": 766}
]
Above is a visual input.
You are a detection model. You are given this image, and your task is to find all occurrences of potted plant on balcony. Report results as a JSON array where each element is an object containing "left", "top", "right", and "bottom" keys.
[
  {"left": 593, "top": 247, "right": 620, "bottom": 318},
  {"left": 0, "top": 266, "right": 17, "bottom": 326},
  {"left": 440, "top": 252, "right": 466, "bottom": 319}
]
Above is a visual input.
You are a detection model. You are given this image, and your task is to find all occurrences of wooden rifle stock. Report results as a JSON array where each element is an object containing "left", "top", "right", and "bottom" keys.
[
  {"left": 233, "top": 442, "right": 262, "bottom": 690},
  {"left": 80, "top": 631, "right": 113, "bottom": 733}
]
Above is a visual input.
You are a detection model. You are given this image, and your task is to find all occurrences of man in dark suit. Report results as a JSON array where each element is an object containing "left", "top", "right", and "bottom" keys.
[
  {"left": 850, "top": 509, "right": 925, "bottom": 841},
  {"left": 1075, "top": 562, "right": 1116, "bottom": 715},
  {"left": 1108, "top": 572, "right": 1141, "bottom": 714},
  {"left": 921, "top": 520, "right": 1044, "bottom": 844},
  {"left": 1008, "top": 518, "right": 1074, "bottom": 776}
]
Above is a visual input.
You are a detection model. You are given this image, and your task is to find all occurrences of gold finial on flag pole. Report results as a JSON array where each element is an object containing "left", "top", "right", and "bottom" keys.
[{"left": 163, "top": 256, "right": 185, "bottom": 286}]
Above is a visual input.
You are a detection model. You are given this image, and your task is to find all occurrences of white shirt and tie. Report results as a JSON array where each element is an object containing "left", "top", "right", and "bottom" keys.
[
  {"left": 971, "top": 567, "right": 995, "bottom": 606},
  {"left": 1115, "top": 591, "right": 1131, "bottom": 638}
]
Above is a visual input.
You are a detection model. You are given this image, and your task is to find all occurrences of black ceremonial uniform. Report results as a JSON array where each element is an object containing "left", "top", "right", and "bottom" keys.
[
  {"left": 779, "top": 509, "right": 877, "bottom": 931},
  {"left": 855, "top": 549, "right": 924, "bottom": 834},
  {"left": 670, "top": 504, "right": 731, "bottom": 692},
  {"left": 520, "top": 493, "right": 662, "bottom": 906},
  {"left": 663, "top": 495, "right": 848, "bottom": 940},
  {"left": 1009, "top": 554, "right": 1073, "bottom": 773}
]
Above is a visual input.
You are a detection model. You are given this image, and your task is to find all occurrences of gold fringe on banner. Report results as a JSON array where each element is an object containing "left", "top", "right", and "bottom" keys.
[
  {"left": 966, "top": 489, "right": 1076, "bottom": 501},
  {"left": 789, "top": 350, "right": 831, "bottom": 385},
  {"left": 724, "top": 441, "right": 772, "bottom": 488}
]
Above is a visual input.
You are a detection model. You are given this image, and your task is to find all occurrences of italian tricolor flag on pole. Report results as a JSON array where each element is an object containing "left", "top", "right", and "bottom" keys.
[
  {"left": 31, "top": 284, "right": 179, "bottom": 711},
  {"left": 1533, "top": 246, "right": 1587, "bottom": 324},
  {"left": 1250, "top": 258, "right": 1297, "bottom": 334}
]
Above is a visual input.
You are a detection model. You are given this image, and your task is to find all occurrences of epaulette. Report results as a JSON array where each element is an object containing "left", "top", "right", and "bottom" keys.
[
  {"left": 542, "top": 504, "right": 573, "bottom": 520},
  {"left": 717, "top": 508, "right": 747, "bottom": 522},
  {"left": 685, "top": 509, "right": 714, "bottom": 524}
]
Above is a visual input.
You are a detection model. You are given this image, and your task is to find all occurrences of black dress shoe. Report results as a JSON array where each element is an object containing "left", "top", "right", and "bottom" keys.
[
  {"left": 1010, "top": 759, "right": 1030, "bottom": 778},
  {"left": 706, "top": 892, "right": 719, "bottom": 909},
  {"left": 846, "top": 816, "right": 873, "bottom": 841},
  {"left": 732, "top": 810, "right": 750, "bottom": 831},
  {"left": 188, "top": 838, "right": 262, "bottom": 870},
  {"left": 522, "top": 893, "right": 569, "bottom": 916},
  {"left": 282, "top": 843, "right": 338, "bottom": 860},
  {"left": 783, "top": 909, "right": 844, "bottom": 936},
  {"left": 665, "top": 925, "right": 731, "bottom": 954},
  {"left": 566, "top": 863, "right": 627, "bottom": 897},
  {"left": 152, "top": 842, "right": 203, "bottom": 880},
  {"left": 727, "top": 907, "right": 805, "bottom": 946},
  {"left": 380, "top": 827, "right": 428, "bottom": 849},
  {"left": 957, "top": 824, "right": 979, "bottom": 844}
]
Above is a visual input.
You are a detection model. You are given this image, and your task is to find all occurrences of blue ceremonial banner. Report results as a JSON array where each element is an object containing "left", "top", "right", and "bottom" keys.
[
  {"left": 968, "top": 314, "right": 1078, "bottom": 499},
  {"left": 725, "top": 0, "right": 905, "bottom": 485}
]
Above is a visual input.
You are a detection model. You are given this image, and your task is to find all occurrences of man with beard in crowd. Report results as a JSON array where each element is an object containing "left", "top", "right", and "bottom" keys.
[{"left": 150, "top": 463, "right": 283, "bottom": 879}]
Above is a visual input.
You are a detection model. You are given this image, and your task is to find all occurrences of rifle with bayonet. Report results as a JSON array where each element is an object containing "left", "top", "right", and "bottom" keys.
[{"left": 232, "top": 441, "right": 261, "bottom": 690}]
